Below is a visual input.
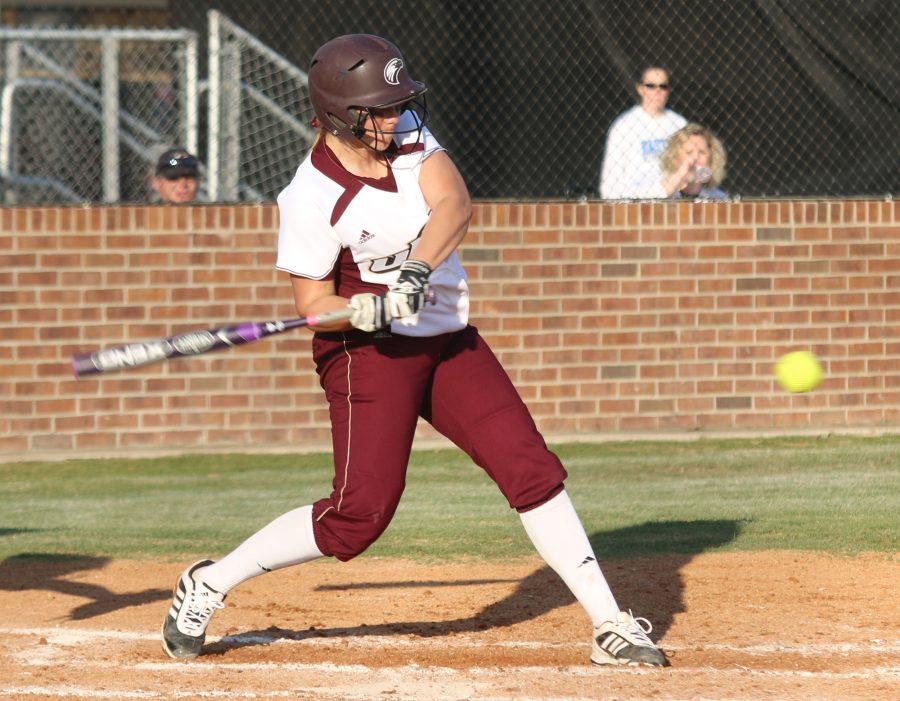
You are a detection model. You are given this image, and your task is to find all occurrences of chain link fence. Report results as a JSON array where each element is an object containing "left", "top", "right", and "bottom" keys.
[
  {"left": 205, "top": 11, "right": 315, "bottom": 202},
  {"left": 0, "top": 23, "right": 198, "bottom": 203},
  {"left": 1, "top": 0, "right": 897, "bottom": 202}
]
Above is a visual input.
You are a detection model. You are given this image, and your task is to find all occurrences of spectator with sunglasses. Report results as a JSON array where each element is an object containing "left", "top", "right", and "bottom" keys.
[
  {"left": 598, "top": 67, "right": 686, "bottom": 199},
  {"left": 151, "top": 148, "right": 200, "bottom": 203}
]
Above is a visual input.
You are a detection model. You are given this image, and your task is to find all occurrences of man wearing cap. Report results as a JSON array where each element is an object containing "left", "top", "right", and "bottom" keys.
[{"left": 152, "top": 148, "right": 200, "bottom": 203}]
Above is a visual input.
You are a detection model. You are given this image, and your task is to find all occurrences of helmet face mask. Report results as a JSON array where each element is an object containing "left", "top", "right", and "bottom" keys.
[
  {"left": 308, "top": 34, "right": 428, "bottom": 148},
  {"left": 344, "top": 96, "right": 429, "bottom": 146}
]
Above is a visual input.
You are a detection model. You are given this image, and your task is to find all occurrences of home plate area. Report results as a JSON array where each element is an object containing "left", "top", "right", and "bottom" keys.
[{"left": 0, "top": 552, "right": 896, "bottom": 699}]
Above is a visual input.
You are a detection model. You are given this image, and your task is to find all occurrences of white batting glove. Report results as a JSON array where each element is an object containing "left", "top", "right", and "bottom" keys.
[
  {"left": 386, "top": 260, "right": 432, "bottom": 319},
  {"left": 348, "top": 293, "right": 392, "bottom": 332}
]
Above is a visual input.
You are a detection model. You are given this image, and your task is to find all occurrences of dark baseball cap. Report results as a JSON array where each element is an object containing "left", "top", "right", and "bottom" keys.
[{"left": 155, "top": 148, "right": 199, "bottom": 179}]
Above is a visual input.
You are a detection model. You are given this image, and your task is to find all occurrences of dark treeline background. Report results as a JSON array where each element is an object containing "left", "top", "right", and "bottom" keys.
[{"left": 5, "top": 0, "right": 899, "bottom": 199}]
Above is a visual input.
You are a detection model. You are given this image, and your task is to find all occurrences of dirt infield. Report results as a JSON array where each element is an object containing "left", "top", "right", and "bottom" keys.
[{"left": 0, "top": 551, "right": 897, "bottom": 700}]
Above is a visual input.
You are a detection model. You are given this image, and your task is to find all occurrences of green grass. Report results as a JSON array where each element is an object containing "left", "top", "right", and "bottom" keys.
[{"left": 0, "top": 435, "right": 897, "bottom": 562}]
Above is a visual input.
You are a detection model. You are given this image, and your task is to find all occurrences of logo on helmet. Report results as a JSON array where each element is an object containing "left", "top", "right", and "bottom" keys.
[{"left": 383, "top": 58, "right": 403, "bottom": 85}]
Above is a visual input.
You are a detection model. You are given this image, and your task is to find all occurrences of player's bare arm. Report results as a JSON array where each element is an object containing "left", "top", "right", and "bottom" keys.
[
  {"left": 290, "top": 276, "right": 353, "bottom": 332},
  {"left": 291, "top": 274, "right": 390, "bottom": 334},
  {"left": 383, "top": 150, "right": 471, "bottom": 320},
  {"left": 413, "top": 150, "right": 472, "bottom": 268}
]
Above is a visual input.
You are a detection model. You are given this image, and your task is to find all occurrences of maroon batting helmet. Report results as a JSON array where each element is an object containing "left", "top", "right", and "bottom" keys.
[{"left": 308, "top": 34, "right": 427, "bottom": 141}]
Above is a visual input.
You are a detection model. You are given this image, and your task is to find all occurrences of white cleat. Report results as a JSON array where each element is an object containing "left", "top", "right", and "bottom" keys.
[
  {"left": 161, "top": 559, "right": 225, "bottom": 660},
  {"left": 591, "top": 610, "right": 669, "bottom": 667}
]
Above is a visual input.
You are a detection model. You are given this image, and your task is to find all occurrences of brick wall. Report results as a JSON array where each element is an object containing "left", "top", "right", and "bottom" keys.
[{"left": 1, "top": 200, "right": 898, "bottom": 459}]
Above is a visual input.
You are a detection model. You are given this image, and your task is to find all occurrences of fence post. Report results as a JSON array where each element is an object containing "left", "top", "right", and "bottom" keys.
[
  {"left": 221, "top": 38, "right": 241, "bottom": 202},
  {"left": 1, "top": 41, "right": 22, "bottom": 204},
  {"left": 101, "top": 36, "right": 120, "bottom": 203},
  {"left": 207, "top": 9, "right": 221, "bottom": 201},
  {"left": 184, "top": 34, "right": 199, "bottom": 157}
]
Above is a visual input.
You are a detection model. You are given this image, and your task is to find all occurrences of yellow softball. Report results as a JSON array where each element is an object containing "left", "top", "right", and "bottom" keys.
[{"left": 775, "top": 351, "right": 823, "bottom": 393}]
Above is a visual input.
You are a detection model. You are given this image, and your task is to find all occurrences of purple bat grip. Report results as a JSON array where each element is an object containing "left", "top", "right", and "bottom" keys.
[{"left": 235, "top": 322, "right": 264, "bottom": 342}]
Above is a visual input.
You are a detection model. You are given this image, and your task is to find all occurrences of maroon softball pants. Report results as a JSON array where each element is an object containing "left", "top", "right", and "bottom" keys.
[{"left": 309, "top": 325, "right": 567, "bottom": 561}]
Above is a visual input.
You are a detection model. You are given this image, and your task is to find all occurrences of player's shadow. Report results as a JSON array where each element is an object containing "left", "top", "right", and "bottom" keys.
[
  {"left": 0, "top": 528, "right": 42, "bottom": 537},
  {"left": 208, "top": 519, "right": 742, "bottom": 654},
  {"left": 314, "top": 577, "right": 517, "bottom": 591},
  {"left": 0, "top": 553, "right": 170, "bottom": 620}
]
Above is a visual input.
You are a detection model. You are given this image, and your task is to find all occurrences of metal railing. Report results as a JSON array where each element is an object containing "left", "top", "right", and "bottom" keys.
[
  {"left": 0, "top": 26, "right": 198, "bottom": 204},
  {"left": 207, "top": 10, "right": 315, "bottom": 202}
]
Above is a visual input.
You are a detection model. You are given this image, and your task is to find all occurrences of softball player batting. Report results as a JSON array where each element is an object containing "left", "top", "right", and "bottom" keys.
[{"left": 161, "top": 34, "right": 667, "bottom": 668}]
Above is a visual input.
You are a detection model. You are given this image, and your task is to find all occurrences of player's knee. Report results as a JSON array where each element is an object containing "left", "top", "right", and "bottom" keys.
[
  {"left": 324, "top": 489, "right": 404, "bottom": 561},
  {"left": 341, "top": 523, "right": 390, "bottom": 560},
  {"left": 469, "top": 434, "right": 567, "bottom": 512},
  {"left": 494, "top": 454, "right": 568, "bottom": 512},
  {"left": 515, "top": 481, "right": 565, "bottom": 513},
  {"left": 330, "top": 515, "right": 393, "bottom": 561}
]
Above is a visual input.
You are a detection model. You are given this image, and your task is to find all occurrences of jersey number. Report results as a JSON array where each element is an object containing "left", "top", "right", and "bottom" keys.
[
  {"left": 368, "top": 243, "right": 412, "bottom": 273},
  {"left": 366, "top": 226, "right": 424, "bottom": 274}
]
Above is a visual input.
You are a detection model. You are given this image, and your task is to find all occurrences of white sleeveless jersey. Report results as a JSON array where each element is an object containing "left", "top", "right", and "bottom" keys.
[{"left": 276, "top": 113, "right": 469, "bottom": 337}]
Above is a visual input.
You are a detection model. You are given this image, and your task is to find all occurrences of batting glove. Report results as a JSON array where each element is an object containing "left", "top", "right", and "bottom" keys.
[
  {"left": 386, "top": 260, "right": 432, "bottom": 318},
  {"left": 348, "top": 293, "right": 392, "bottom": 332}
]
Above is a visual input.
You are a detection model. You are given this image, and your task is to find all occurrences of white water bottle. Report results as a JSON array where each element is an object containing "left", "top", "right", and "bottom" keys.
[{"left": 692, "top": 165, "right": 712, "bottom": 184}]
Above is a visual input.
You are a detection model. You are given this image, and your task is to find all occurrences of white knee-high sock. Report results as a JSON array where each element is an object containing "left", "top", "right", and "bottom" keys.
[
  {"left": 197, "top": 505, "right": 323, "bottom": 594},
  {"left": 519, "top": 490, "right": 619, "bottom": 627}
]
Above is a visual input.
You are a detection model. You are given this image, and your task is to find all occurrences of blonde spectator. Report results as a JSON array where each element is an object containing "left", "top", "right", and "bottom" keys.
[{"left": 656, "top": 123, "right": 727, "bottom": 200}]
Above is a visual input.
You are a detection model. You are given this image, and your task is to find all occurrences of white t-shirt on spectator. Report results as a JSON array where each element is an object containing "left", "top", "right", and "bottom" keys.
[{"left": 599, "top": 105, "right": 687, "bottom": 199}]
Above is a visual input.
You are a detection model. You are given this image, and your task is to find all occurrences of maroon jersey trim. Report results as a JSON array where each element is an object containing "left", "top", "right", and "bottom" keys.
[
  {"left": 386, "top": 141, "right": 425, "bottom": 161},
  {"left": 330, "top": 247, "right": 387, "bottom": 298},
  {"left": 311, "top": 139, "right": 399, "bottom": 192},
  {"left": 330, "top": 181, "right": 363, "bottom": 227},
  {"left": 310, "top": 139, "right": 401, "bottom": 226}
]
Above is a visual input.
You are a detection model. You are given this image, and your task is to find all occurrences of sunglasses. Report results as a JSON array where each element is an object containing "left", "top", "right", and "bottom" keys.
[
  {"left": 158, "top": 154, "right": 199, "bottom": 179},
  {"left": 161, "top": 155, "right": 198, "bottom": 170},
  {"left": 642, "top": 83, "right": 670, "bottom": 90}
]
